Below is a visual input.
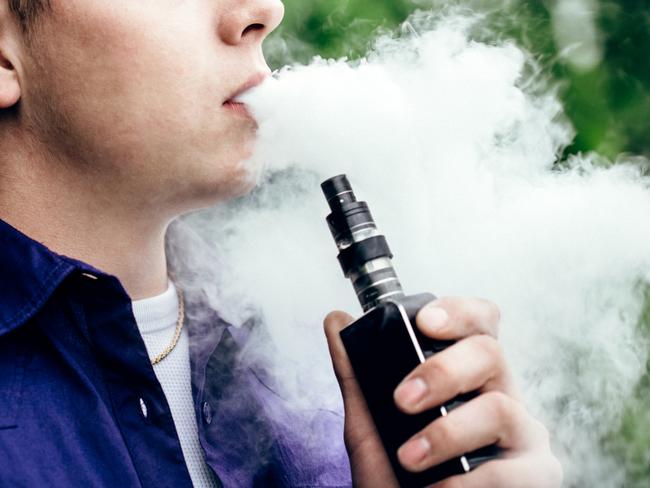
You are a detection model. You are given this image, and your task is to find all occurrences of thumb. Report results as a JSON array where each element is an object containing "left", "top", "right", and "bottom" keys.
[
  {"left": 324, "top": 311, "right": 366, "bottom": 411},
  {"left": 324, "top": 310, "right": 393, "bottom": 478},
  {"left": 324, "top": 311, "right": 356, "bottom": 387}
]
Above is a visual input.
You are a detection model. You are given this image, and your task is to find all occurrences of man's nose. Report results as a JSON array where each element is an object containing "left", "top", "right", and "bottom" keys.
[{"left": 218, "top": 0, "right": 285, "bottom": 46}]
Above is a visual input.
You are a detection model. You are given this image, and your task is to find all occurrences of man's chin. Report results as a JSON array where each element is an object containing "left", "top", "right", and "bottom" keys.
[
  {"left": 188, "top": 165, "right": 262, "bottom": 210},
  {"left": 229, "top": 171, "right": 260, "bottom": 200},
  {"left": 241, "top": 156, "right": 264, "bottom": 189}
]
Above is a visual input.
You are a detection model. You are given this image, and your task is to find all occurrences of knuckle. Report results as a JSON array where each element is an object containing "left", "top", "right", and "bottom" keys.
[
  {"left": 426, "top": 356, "right": 455, "bottom": 384},
  {"left": 484, "top": 390, "right": 515, "bottom": 420},
  {"left": 430, "top": 417, "right": 458, "bottom": 448},
  {"left": 476, "top": 298, "right": 501, "bottom": 336},
  {"left": 485, "top": 300, "right": 501, "bottom": 325},
  {"left": 519, "top": 416, "right": 553, "bottom": 451},
  {"left": 472, "top": 334, "right": 502, "bottom": 361},
  {"left": 532, "top": 418, "right": 551, "bottom": 445},
  {"left": 484, "top": 391, "right": 538, "bottom": 445}
]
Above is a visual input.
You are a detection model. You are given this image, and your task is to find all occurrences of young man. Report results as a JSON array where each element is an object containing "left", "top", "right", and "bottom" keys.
[{"left": 0, "top": 1, "right": 562, "bottom": 487}]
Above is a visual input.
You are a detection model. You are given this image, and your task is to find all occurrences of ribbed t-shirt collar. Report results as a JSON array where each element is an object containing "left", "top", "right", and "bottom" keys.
[{"left": 131, "top": 281, "right": 179, "bottom": 334}]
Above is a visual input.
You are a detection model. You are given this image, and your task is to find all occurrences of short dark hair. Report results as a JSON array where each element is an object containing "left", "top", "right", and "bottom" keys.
[{"left": 9, "top": 0, "right": 50, "bottom": 30}]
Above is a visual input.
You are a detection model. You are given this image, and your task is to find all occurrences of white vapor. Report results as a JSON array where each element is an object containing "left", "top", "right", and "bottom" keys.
[{"left": 172, "top": 10, "right": 650, "bottom": 487}]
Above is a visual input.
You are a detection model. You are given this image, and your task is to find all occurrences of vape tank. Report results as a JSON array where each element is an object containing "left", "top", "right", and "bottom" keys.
[{"left": 322, "top": 174, "right": 498, "bottom": 487}]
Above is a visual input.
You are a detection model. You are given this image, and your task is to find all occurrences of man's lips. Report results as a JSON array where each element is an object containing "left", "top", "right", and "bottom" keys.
[
  {"left": 224, "top": 72, "right": 269, "bottom": 106},
  {"left": 223, "top": 100, "right": 252, "bottom": 118}
]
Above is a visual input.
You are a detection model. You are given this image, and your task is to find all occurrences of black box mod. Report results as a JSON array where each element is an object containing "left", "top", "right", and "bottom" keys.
[{"left": 322, "top": 175, "right": 498, "bottom": 487}]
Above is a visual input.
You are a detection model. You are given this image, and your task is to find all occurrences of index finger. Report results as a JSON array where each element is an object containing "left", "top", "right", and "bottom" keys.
[{"left": 416, "top": 296, "right": 501, "bottom": 340}]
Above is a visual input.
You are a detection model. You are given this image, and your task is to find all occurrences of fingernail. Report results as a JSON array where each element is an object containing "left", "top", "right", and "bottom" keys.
[
  {"left": 398, "top": 436, "right": 431, "bottom": 466},
  {"left": 419, "top": 305, "right": 449, "bottom": 333},
  {"left": 395, "top": 378, "right": 427, "bottom": 408}
]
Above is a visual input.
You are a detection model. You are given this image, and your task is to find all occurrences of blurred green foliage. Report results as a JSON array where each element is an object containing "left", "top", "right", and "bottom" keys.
[
  {"left": 268, "top": 0, "right": 650, "bottom": 484},
  {"left": 268, "top": 0, "right": 650, "bottom": 160}
]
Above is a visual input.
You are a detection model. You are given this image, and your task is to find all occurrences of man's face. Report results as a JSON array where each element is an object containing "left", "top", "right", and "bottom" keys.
[{"left": 18, "top": 0, "right": 284, "bottom": 213}]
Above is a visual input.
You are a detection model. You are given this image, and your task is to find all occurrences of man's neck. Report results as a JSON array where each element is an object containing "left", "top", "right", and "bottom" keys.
[{"left": 0, "top": 144, "right": 171, "bottom": 300}]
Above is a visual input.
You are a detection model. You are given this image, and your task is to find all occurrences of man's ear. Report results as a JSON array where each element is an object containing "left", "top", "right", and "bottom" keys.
[
  {"left": 0, "top": 50, "right": 21, "bottom": 108},
  {"left": 0, "top": 3, "right": 22, "bottom": 110}
]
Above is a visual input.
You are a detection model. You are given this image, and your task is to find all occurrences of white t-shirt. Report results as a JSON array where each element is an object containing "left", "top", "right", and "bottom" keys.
[{"left": 132, "top": 282, "right": 217, "bottom": 488}]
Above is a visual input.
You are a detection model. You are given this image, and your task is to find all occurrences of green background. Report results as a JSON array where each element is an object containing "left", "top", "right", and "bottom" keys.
[
  {"left": 267, "top": 0, "right": 650, "bottom": 161},
  {"left": 267, "top": 0, "right": 650, "bottom": 485}
]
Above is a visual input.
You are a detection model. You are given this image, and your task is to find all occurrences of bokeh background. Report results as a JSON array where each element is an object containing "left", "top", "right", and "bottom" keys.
[
  {"left": 267, "top": 0, "right": 649, "bottom": 161},
  {"left": 265, "top": 0, "right": 650, "bottom": 485}
]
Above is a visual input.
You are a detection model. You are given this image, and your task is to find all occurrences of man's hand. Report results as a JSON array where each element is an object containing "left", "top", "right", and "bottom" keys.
[{"left": 324, "top": 297, "right": 563, "bottom": 488}]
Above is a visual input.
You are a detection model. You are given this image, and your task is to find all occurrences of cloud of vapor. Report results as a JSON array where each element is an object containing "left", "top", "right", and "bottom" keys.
[{"left": 171, "top": 10, "right": 650, "bottom": 487}]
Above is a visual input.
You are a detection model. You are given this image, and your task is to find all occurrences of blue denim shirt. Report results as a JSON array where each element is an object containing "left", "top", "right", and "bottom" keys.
[{"left": 0, "top": 219, "right": 352, "bottom": 487}]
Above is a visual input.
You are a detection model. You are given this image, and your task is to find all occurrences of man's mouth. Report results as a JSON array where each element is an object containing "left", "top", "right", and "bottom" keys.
[
  {"left": 223, "top": 72, "right": 269, "bottom": 118},
  {"left": 223, "top": 100, "right": 252, "bottom": 118}
]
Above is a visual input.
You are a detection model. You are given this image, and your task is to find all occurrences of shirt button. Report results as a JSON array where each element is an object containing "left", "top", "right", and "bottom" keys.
[
  {"left": 139, "top": 398, "right": 148, "bottom": 419},
  {"left": 81, "top": 272, "right": 99, "bottom": 280},
  {"left": 202, "top": 401, "right": 213, "bottom": 425}
]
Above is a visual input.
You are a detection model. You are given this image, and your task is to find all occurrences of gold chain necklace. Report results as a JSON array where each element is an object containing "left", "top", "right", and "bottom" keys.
[{"left": 150, "top": 288, "right": 185, "bottom": 366}]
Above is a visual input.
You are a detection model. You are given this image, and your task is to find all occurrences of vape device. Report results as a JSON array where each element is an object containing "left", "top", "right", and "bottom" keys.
[{"left": 322, "top": 174, "right": 498, "bottom": 487}]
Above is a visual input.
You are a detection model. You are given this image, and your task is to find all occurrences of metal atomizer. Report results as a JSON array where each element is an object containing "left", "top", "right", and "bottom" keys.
[{"left": 322, "top": 175, "right": 498, "bottom": 487}]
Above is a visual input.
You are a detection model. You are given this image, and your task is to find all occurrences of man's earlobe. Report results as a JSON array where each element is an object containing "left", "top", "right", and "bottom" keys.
[{"left": 0, "top": 54, "right": 21, "bottom": 109}]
